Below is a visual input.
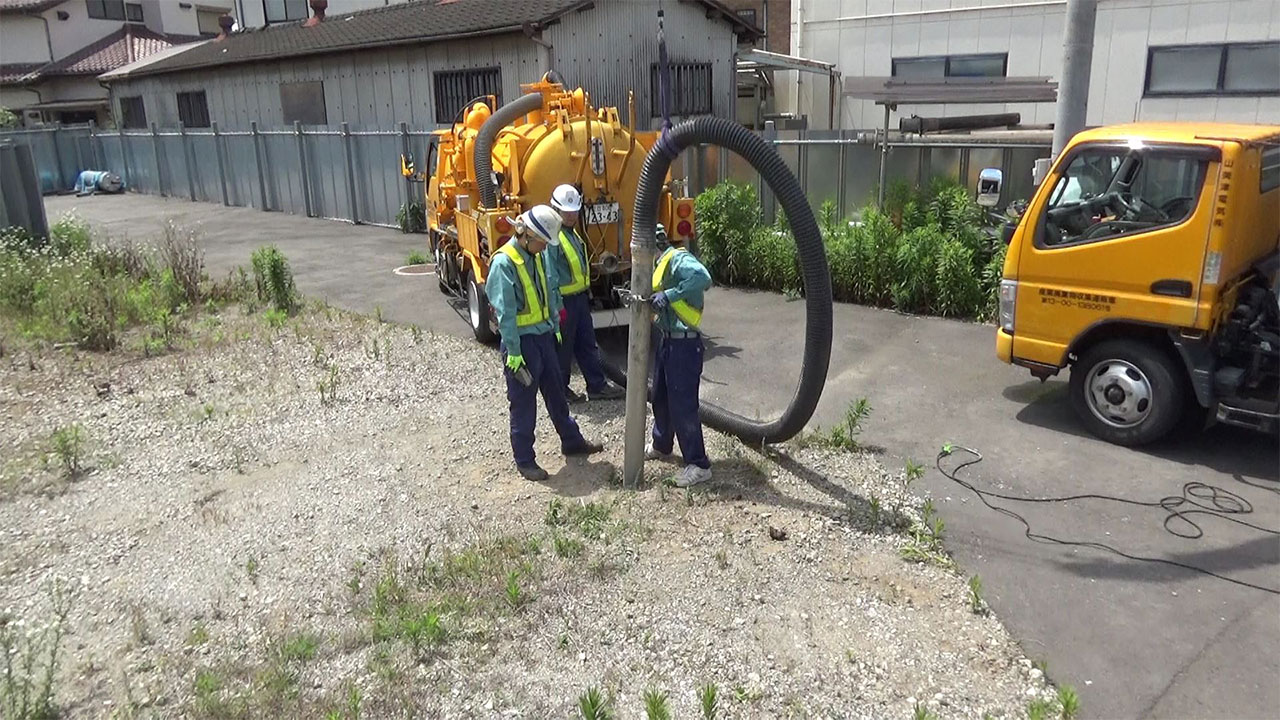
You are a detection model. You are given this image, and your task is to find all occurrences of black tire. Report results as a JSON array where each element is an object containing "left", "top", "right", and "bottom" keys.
[
  {"left": 433, "top": 237, "right": 450, "bottom": 295},
  {"left": 1069, "top": 339, "right": 1186, "bottom": 446},
  {"left": 466, "top": 268, "right": 497, "bottom": 344}
]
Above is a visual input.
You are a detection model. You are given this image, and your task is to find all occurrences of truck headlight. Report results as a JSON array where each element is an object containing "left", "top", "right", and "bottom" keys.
[{"left": 999, "top": 280, "right": 1017, "bottom": 334}]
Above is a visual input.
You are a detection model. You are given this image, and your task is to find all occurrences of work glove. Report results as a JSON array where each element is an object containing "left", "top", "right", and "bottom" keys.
[
  {"left": 555, "top": 330, "right": 563, "bottom": 344},
  {"left": 505, "top": 354, "right": 525, "bottom": 372},
  {"left": 651, "top": 291, "right": 670, "bottom": 310}
]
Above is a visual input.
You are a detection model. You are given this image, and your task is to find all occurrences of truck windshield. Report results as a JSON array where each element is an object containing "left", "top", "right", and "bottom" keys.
[{"left": 1041, "top": 146, "right": 1208, "bottom": 246}]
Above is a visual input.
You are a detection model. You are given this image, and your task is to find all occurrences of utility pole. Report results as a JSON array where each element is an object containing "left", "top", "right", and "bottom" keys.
[{"left": 1052, "top": 0, "right": 1098, "bottom": 158}]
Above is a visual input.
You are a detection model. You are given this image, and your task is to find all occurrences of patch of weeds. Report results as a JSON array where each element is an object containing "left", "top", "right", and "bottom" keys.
[
  {"left": 250, "top": 246, "right": 297, "bottom": 314},
  {"left": 1033, "top": 658, "right": 1048, "bottom": 675},
  {"left": 643, "top": 688, "right": 671, "bottom": 720},
  {"left": 263, "top": 308, "right": 288, "bottom": 330},
  {"left": 578, "top": 687, "right": 613, "bottom": 720},
  {"left": 187, "top": 623, "right": 211, "bottom": 646},
  {"left": 198, "top": 403, "right": 217, "bottom": 423},
  {"left": 904, "top": 458, "right": 925, "bottom": 485},
  {"left": 410, "top": 325, "right": 423, "bottom": 344},
  {"left": 322, "top": 682, "right": 362, "bottom": 720},
  {"left": 0, "top": 579, "right": 73, "bottom": 720},
  {"left": 552, "top": 534, "right": 584, "bottom": 559},
  {"left": 545, "top": 497, "right": 614, "bottom": 540},
  {"left": 399, "top": 610, "right": 446, "bottom": 660},
  {"left": 732, "top": 684, "right": 762, "bottom": 704},
  {"left": 912, "top": 701, "right": 939, "bottom": 720},
  {"left": 318, "top": 363, "right": 340, "bottom": 406},
  {"left": 698, "top": 682, "right": 719, "bottom": 719},
  {"left": 504, "top": 570, "right": 529, "bottom": 610},
  {"left": 798, "top": 397, "right": 872, "bottom": 450},
  {"left": 246, "top": 556, "right": 260, "bottom": 584},
  {"left": 713, "top": 548, "right": 729, "bottom": 570},
  {"left": 1058, "top": 685, "right": 1080, "bottom": 719},
  {"left": 1026, "top": 697, "right": 1059, "bottom": 720},
  {"left": 48, "top": 424, "right": 86, "bottom": 478},
  {"left": 867, "top": 495, "right": 883, "bottom": 527},
  {"left": 374, "top": 305, "right": 384, "bottom": 324},
  {"left": 900, "top": 499, "right": 952, "bottom": 568},
  {"left": 406, "top": 249, "right": 428, "bottom": 266},
  {"left": 275, "top": 632, "right": 319, "bottom": 664},
  {"left": 192, "top": 668, "right": 224, "bottom": 715},
  {"left": 364, "top": 336, "right": 381, "bottom": 361},
  {"left": 968, "top": 574, "right": 987, "bottom": 615}
]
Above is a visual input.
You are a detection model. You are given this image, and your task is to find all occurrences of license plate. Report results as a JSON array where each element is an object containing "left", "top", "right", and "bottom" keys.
[{"left": 583, "top": 202, "right": 620, "bottom": 225}]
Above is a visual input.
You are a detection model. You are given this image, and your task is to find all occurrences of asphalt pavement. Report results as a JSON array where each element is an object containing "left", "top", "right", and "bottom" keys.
[{"left": 46, "top": 194, "right": 1280, "bottom": 719}]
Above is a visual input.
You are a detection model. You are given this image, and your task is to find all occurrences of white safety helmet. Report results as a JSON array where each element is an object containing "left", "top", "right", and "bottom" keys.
[
  {"left": 550, "top": 184, "right": 583, "bottom": 213},
  {"left": 516, "top": 204, "right": 562, "bottom": 246}
]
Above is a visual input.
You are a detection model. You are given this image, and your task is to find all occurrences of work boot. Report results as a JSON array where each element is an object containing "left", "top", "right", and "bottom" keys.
[
  {"left": 564, "top": 440, "right": 604, "bottom": 457},
  {"left": 587, "top": 384, "right": 625, "bottom": 401},
  {"left": 564, "top": 388, "right": 586, "bottom": 404},
  {"left": 673, "top": 464, "right": 712, "bottom": 488},
  {"left": 517, "top": 463, "right": 549, "bottom": 482},
  {"left": 644, "top": 442, "right": 674, "bottom": 461}
]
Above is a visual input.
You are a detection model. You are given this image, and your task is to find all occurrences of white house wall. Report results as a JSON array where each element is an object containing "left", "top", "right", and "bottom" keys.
[
  {"left": 547, "top": 0, "right": 739, "bottom": 127},
  {"left": 233, "top": 0, "right": 408, "bottom": 29},
  {"left": 109, "top": 32, "right": 543, "bottom": 130},
  {"left": 788, "top": 0, "right": 1280, "bottom": 130},
  {"left": 0, "top": 14, "right": 52, "bottom": 65}
]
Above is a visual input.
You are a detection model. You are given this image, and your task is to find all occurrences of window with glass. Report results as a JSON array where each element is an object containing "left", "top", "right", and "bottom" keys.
[
  {"left": 1039, "top": 145, "right": 1209, "bottom": 247},
  {"left": 264, "top": 0, "right": 309, "bottom": 24},
  {"left": 177, "top": 91, "right": 210, "bottom": 128},
  {"left": 736, "top": 8, "right": 758, "bottom": 26},
  {"left": 1145, "top": 42, "right": 1280, "bottom": 96},
  {"left": 119, "top": 95, "right": 146, "bottom": 129},
  {"left": 86, "top": 1, "right": 143, "bottom": 22},
  {"left": 892, "top": 53, "right": 1007, "bottom": 79}
]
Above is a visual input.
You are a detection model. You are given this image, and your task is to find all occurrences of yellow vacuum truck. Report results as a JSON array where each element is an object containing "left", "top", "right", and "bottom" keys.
[
  {"left": 997, "top": 122, "right": 1279, "bottom": 445},
  {"left": 418, "top": 74, "right": 695, "bottom": 342}
]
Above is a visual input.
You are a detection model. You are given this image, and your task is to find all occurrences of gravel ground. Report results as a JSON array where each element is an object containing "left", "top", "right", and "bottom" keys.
[{"left": 0, "top": 303, "right": 1057, "bottom": 719}]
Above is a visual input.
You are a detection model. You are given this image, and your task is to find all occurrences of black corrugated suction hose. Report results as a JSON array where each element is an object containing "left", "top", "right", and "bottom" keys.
[
  {"left": 474, "top": 92, "right": 543, "bottom": 209},
  {"left": 634, "top": 117, "right": 833, "bottom": 445}
]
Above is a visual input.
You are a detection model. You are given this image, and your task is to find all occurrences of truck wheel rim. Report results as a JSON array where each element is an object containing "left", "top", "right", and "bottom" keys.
[
  {"left": 468, "top": 280, "right": 481, "bottom": 329},
  {"left": 1086, "top": 359, "right": 1153, "bottom": 428}
]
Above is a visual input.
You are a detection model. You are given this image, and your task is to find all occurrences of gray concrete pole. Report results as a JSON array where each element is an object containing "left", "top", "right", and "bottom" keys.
[
  {"left": 1052, "top": 0, "right": 1098, "bottom": 158},
  {"left": 622, "top": 237, "right": 655, "bottom": 488}
]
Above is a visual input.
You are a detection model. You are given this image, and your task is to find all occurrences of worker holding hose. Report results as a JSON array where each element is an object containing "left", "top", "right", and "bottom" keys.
[
  {"left": 486, "top": 204, "right": 604, "bottom": 482},
  {"left": 548, "top": 184, "right": 625, "bottom": 403},
  {"left": 647, "top": 224, "right": 713, "bottom": 487}
]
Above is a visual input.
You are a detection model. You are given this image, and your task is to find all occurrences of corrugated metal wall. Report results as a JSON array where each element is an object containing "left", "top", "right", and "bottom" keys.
[
  {"left": 547, "top": 0, "right": 739, "bottom": 127},
  {"left": 112, "top": 32, "right": 543, "bottom": 131},
  {"left": 110, "top": 1, "right": 740, "bottom": 133}
]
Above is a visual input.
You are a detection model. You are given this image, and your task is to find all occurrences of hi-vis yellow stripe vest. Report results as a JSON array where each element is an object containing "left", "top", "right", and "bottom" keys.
[
  {"left": 653, "top": 247, "right": 703, "bottom": 329},
  {"left": 498, "top": 243, "right": 550, "bottom": 327},
  {"left": 558, "top": 228, "right": 589, "bottom": 295}
]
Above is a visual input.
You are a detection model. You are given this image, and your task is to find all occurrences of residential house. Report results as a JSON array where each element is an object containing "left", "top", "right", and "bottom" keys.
[{"left": 0, "top": 0, "right": 231, "bottom": 126}]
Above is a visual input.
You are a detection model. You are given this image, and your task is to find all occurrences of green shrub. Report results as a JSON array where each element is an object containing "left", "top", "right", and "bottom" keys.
[
  {"left": 396, "top": 202, "right": 426, "bottom": 234},
  {"left": 48, "top": 214, "right": 91, "bottom": 257},
  {"left": 695, "top": 177, "right": 1002, "bottom": 319},
  {"left": 250, "top": 246, "right": 297, "bottom": 313}
]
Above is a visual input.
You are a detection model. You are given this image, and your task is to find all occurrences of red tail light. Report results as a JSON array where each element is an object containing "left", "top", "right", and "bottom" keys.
[
  {"left": 676, "top": 220, "right": 693, "bottom": 237},
  {"left": 676, "top": 202, "right": 692, "bottom": 218}
]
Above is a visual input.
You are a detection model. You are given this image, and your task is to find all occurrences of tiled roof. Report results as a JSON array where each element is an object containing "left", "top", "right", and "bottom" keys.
[
  {"left": 0, "top": 63, "right": 43, "bottom": 83},
  {"left": 0, "top": 0, "right": 63, "bottom": 14},
  {"left": 124, "top": 0, "right": 759, "bottom": 79},
  {"left": 41, "top": 26, "right": 202, "bottom": 76}
]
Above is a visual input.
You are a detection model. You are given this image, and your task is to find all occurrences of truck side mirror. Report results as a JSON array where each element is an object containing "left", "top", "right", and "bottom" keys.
[{"left": 976, "top": 167, "right": 1002, "bottom": 207}]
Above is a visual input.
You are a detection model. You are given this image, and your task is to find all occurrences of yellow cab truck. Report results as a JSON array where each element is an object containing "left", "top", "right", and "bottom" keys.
[
  {"left": 419, "top": 74, "right": 695, "bottom": 343},
  {"left": 996, "top": 123, "right": 1280, "bottom": 445}
]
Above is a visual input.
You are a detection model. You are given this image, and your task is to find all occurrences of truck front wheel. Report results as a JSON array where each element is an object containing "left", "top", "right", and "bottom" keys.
[{"left": 1069, "top": 339, "right": 1185, "bottom": 446}]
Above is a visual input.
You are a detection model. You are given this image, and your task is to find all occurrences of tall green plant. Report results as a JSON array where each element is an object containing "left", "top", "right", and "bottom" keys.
[
  {"left": 694, "top": 181, "right": 760, "bottom": 284},
  {"left": 250, "top": 245, "right": 298, "bottom": 313}
]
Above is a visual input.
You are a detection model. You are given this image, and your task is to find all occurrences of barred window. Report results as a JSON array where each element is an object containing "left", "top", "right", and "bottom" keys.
[
  {"left": 177, "top": 91, "right": 210, "bottom": 128},
  {"left": 119, "top": 95, "right": 146, "bottom": 129},
  {"left": 650, "top": 62, "right": 713, "bottom": 118},
  {"left": 433, "top": 67, "right": 502, "bottom": 125}
]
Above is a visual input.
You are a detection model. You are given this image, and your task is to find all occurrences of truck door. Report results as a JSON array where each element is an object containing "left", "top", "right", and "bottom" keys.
[{"left": 1012, "top": 142, "right": 1218, "bottom": 365}]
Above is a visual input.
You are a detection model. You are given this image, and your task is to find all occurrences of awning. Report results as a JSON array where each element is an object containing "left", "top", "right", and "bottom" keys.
[
  {"left": 737, "top": 48, "right": 836, "bottom": 75},
  {"left": 24, "top": 99, "right": 109, "bottom": 110}
]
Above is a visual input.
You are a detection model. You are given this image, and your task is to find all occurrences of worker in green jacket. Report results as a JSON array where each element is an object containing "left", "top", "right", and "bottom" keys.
[
  {"left": 647, "top": 223, "right": 713, "bottom": 487},
  {"left": 486, "top": 205, "right": 603, "bottom": 482}
]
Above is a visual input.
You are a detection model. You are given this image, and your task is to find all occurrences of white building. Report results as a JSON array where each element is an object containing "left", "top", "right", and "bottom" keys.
[
  {"left": 0, "top": 0, "right": 231, "bottom": 126},
  {"left": 785, "top": 0, "right": 1280, "bottom": 130}
]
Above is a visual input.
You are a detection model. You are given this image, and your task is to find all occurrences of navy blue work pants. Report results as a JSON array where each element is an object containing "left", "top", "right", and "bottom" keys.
[
  {"left": 503, "top": 331, "right": 587, "bottom": 467},
  {"left": 650, "top": 335, "right": 710, "bottom": 469},
  {"left": 558, "top": 291, "right": 609, "bottom": 393}
]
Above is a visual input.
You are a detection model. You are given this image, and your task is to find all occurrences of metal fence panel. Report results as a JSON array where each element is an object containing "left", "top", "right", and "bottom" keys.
[
  {"left": 224, "top": 134, "right": 260, "bottom": 209},
  {"left": 188, "top": 135, "right": 220, "bottom": 203},
  {"left": 125, "top": 133, "right": 161, "bottom": 195},
  {"left": 842, "top": 144, "right": 880, "bottom": 211}
]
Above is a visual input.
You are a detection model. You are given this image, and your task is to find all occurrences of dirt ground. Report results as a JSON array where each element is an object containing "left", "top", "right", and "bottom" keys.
[{"left": 0, "top": 301, "right": 1055, "bottom": 719}]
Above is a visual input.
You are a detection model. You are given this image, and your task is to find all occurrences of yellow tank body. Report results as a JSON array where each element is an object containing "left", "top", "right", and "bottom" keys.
[{"left": 424, "top": 76, "right": 696, "bottom": 341}]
